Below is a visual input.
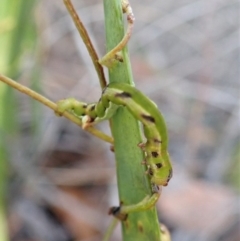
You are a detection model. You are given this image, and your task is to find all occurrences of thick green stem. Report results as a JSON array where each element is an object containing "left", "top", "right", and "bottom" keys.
[{"left": 103, "top": 0, "right": 161, "bottom": 240}]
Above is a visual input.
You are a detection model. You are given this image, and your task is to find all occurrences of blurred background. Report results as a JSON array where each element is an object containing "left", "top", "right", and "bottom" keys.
[{"left": 0, "top": 0, "right": 239, "bottom": 241}]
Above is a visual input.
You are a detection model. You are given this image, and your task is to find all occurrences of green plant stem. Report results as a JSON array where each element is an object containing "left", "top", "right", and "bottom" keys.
[
  {"left": 103, "top": 0, "right": 161, "bottom": 240},
  {"left": 102, "top": 218, "right": 119, "bottom": 241},
  {"left": 0, "top": 74, "right": 113, "bottom": 144}
]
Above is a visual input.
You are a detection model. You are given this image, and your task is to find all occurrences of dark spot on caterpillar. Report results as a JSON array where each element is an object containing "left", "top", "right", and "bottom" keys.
[
  {"left": 156, "top": 163, "right": 162, "bottom": 169},
  {"left": 82, "top": 104, "right": 87, "bottom": 108},
  {"left": 88, "top": 117, "right": 95, "bottom": 123},
  {"left": 115, "top": 53, "right": 123, "bottom": 62},
  {"left": 168, "top": 168, "right": 173, "bottom": 181},
  {"left": 148, "top": 168, "right": 153, "bottom": 176},
  {"left": 152, "top": 151, "right": 159, "bottom": 157},
  {"left": 153, "top": 138, "right": 162, "bottom": 144},
  {"left": 115, "top": 91, "right": 132, "bottom": 98},
  {"left": 141, "top": 114, "right": 155, "bottom": 123},
  {"left": 163, "top": 169, "right": 173, "bottom": 186},
  {"left": 90, "top": 105, "right": 95, "bottom": 111},
  {"left": 162, "top": 169, "right": 173, "bottom": 186}
]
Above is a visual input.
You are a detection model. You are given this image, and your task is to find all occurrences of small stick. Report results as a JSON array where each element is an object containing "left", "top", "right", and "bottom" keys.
[
  {"left": 63, "top": 0, "right": 107, "bottom": 89},
  {"left": 0, "top": 74, "right": 113, "bottom": 144}
]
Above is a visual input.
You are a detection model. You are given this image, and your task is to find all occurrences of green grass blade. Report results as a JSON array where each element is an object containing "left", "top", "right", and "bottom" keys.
[{"left": 0, "top": 2, "right": 38, "bottom": 241}]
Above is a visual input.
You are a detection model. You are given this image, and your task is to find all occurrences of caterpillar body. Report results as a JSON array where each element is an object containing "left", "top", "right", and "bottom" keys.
[{"left": 57, "top": 82, "right": 172, "bottom": 186}]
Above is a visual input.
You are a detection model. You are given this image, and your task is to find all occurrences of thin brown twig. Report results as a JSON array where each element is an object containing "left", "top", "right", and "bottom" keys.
[
  {"left": 0, "top": 74, "right": 113, "bottom": 144},
  {"left": 63, "top": 0, "right": 107, "bottom": 89}
]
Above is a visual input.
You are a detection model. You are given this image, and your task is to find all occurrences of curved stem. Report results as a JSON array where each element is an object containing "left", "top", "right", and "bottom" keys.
[
  {"left": 0, "top": 74, "right": 113, "bottom": 144},
  {"left": 63, "top": 0, "right": 107, "bottom": 89},
  {"left": 99, "top": 0, "right": 135, "bottom": 68}
]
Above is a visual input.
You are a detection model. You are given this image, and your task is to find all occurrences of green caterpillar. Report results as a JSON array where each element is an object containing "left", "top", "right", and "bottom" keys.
[{"left": 57, "top": 82, "right": 172, "bottom": 186}]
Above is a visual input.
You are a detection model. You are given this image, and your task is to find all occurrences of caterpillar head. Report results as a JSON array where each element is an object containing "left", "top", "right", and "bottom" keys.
[{"left": 150, "top": 166, "right": 173, "bottom": 186}]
